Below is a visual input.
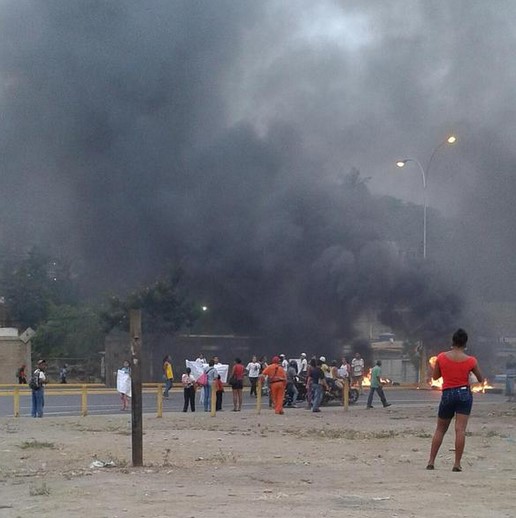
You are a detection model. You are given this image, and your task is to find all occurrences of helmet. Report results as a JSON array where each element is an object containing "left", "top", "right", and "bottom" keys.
[
  {"left": 279, "top": 353, "right": 285, "bottom": 358},
  {"left": 271, "top": 356, "right": 280, "bottom": 363},
  {"left": 319, "top": 356, "right": 326, "bottom": 362},
  {"left": 300, "top": 352, "right": 307, "bottom": 357}
]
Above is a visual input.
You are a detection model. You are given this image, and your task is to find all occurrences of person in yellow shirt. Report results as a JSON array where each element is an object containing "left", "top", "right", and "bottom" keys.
[{"left": 163, "top": 355, "right": 174, "bottom": 398}]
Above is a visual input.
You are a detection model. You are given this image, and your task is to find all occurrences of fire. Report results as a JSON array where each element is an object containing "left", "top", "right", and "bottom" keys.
[
  {"left": 359, "top": 368, "right": 391, "bottom": 388},
  {"left": 471, "top": 380, "right": 494, "bottom": 393},
  {"left": 428, "top": 356, "right": 443, "bottom": 389},
  {"left": 427, "top": 356, "right": 493, "bottom": 392}
]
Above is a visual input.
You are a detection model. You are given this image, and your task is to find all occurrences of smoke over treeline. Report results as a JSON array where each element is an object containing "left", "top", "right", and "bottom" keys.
[{"left": 1, "top": 1, "right": 515, "bottom": 351}]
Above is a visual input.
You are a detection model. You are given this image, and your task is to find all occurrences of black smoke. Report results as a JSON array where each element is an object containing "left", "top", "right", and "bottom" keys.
[{"left": 2, "top": 1, "right": 514, "bottom": 352}]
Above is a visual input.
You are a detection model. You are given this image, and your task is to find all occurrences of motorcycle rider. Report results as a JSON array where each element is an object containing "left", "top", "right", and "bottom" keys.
[{"left": 279, "top": 354, "right": 289, "bottom": 370}]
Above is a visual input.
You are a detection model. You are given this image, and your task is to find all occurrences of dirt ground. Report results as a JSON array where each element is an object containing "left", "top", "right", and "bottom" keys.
[{"left": 0, "top": 399, "right": 515, "bottom": 518}]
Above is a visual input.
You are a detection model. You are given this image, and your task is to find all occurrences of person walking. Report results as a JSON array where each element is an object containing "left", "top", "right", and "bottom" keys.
[
  {"left": 16, "top": 364, "right": 27, "bottom": 384},
  {"left": 427, "top": 329, "right": 484, "bottom": 472},
  {"left": 505, "top": 354, "right": 516, "bottom": 402},
  {"left": 162, "top": 355, "right": 174, "bottom": 398},
  {"left": 261, "top": 356, "right": 287, "bottom": 414},
  {"left": 117, "top": 360, "right": 132, "bottom": 411},
  {"left": 245, "top": 356, "right": 261, "bottom": 397},
  {"left": 229, "top": 358, "right": 245, "bottom": 411},
  {"left": 31, "top": 360, "right": 48, "bottom": 417},
  {"left": 182, "top": 367, "right": 196, "bottom": 412},
  {"left": 59, "top": 364, "right": 68, "bottom": 384},
  {"left": 366, "top": 360, "right": 391, "bottom": 409}
]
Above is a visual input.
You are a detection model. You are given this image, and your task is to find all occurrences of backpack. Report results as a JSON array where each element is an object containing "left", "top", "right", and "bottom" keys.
[
  {"left": 197, "top": 372, "right": 208, "bottom": 386},
  {"left": 29, "top": 370, "right": 41, "bottom": 390}
]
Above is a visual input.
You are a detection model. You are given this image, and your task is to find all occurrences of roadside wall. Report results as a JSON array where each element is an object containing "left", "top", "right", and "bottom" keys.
[{"left": 0, "top": 332, "right": 31, "bottom": 384}]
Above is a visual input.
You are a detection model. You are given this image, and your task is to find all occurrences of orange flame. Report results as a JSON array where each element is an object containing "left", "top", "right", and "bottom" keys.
[{"left": 359, "top": 368, "right": 391, "bottom": 388}]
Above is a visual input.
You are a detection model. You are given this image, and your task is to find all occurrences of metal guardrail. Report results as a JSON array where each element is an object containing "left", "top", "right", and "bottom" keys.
[
  {"left": 0, "top": 379, "right": 397, "bottom": 418},
  {"left": 0, "top": 383, "right": 169, "bottom": 418}
]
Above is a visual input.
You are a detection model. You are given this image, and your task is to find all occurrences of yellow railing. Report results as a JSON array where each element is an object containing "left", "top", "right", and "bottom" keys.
[{"left": 1, "top": 383, "right": 171, "bottom": 418}]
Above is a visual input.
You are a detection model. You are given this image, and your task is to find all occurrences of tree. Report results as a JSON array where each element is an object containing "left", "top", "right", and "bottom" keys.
[
  {"left": 31, "top": 304, "right": 105, "bottom": 358},
  {"left": 0, "top": 247, "right": 76, "bottom": 329},
  {"left": 100, "top": 267, "right": 199, "bottom": 334}
]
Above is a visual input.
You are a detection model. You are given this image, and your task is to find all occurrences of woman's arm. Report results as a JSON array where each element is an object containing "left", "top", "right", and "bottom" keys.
[
  {"left": 471, "top": 364, "right": 484, "bottom": 384},
  {"left": 432, "top": 359, "right": 442, "bottom": 380}
]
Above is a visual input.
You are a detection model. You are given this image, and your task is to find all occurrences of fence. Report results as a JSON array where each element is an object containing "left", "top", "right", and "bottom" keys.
[{"left": 0, "top": 379, "right": 357, "bottom": 417}]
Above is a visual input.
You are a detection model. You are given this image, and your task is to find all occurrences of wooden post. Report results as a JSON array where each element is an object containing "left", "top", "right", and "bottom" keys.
[
  {"left": 13, "top": 386, "right": 20, "bottom": 417},
  {"left": 343, "top": 378, "right": 349, "bottom": 412},
  {"left": 81, "top": 385, "right": 88, "bottom": 416},
  {"left": 210, "top": 381, "right": 217, "bottom": 416},
  {"left": 130, "top": 309, "right": 143, "bottom": 467},
  {"left": 156, "top": 384, "right": 163, "bottom": 418},
  {"left": 256, "top": 378, "right": 262, "bottom": 414}
]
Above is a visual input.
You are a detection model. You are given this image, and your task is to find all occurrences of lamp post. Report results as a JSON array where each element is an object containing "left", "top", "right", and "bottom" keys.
[
  {"left": 396, "top": 135, "right": 457, "bottom": 387},
  {"left": 396, "top": 135, "right": 457, "bottom": 260}
]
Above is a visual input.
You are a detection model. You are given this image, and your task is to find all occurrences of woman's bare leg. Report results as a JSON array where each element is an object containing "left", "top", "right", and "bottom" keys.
[
  {"left": 428, "top": 417, "right": 452, "bottom": 466},
  {"left": 453, "top": 413, "right": 470, "bottom": 470}
]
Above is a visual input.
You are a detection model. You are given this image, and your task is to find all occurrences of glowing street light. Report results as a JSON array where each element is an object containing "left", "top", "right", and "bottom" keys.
[{"left": 395, "top": 135, "right": 457, "bottom": 260}]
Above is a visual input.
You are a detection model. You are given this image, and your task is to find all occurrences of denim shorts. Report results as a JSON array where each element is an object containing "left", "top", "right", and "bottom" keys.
[{"left": 438, "top": 386, "right": 473, "bottom": 419}]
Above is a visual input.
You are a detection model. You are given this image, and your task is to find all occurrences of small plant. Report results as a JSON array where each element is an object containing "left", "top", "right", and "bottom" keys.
[
  {"left": 162, "top": 448, "right": 171, "bottom": 466},
  {"left": 213, "top": 448, "right": 236, "bottom": 463},
  {"left": 29, "top": 482, "right": 50, "bottom": 496},
  {"left": 20, "top": 440, "right": 55, "bottom": 450}
]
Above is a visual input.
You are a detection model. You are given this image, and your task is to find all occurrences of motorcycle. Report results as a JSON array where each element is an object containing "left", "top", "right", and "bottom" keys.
[
  {"left": 321, "top": 379, "right": 359, "bottom": 406},
  {"left": 284, "top": 377, "right": 307, "bottom": 407}
]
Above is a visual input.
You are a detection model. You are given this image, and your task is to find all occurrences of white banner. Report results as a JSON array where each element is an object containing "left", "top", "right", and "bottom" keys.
[
  {"left": 186, "top": 360, "right": 229, "bottom": 383},
  {"left": 116, "top": 369, "right": 131, "bottom": 397}
]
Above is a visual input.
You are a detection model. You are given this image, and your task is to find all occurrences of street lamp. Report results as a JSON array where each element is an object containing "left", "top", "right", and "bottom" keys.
[{"left": 396, "top": 135, "right": 457, "bottom": 260}]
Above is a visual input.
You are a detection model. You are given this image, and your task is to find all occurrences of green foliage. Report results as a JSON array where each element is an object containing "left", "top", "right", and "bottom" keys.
[
  {"left": 1, "top": 247, "right": 77, "bottom": 329},
  {"left": 31, "top": 304, "right": 105, "bottom": 358},
  {"left": 100, "top": 267, "right": 199, "bottom": 334}
]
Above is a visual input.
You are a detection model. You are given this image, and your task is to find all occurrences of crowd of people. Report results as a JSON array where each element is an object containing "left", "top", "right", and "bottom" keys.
[
  {"left": 154, "top": 351, "right": 374, "bottom": 414},
  {"left": 25, "top": 327, "right": 505, "bottom": 471}
]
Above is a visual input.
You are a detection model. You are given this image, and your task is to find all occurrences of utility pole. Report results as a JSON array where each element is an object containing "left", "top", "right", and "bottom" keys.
[{"left": 130, "top": 309, "right": 143, "bottom": 466}]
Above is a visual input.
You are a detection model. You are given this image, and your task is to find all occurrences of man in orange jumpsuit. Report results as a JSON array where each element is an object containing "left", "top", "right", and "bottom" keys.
[{"left": 261, "top": 356, "right": 287, "bottom": 414}]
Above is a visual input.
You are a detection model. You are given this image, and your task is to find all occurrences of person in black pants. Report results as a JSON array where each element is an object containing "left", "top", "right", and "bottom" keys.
[{"left": 182, "top": 368, "right": 196, "bottom": 412}]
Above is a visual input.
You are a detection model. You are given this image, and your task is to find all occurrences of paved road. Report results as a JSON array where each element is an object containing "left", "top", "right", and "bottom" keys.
[{"left": 0, "top": 387, "right": 506, "bottom": 418}]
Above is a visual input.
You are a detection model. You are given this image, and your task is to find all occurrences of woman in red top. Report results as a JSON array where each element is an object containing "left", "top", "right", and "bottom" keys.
[
  {"left": 229, "top": 358, "right": 245, "bottom": 411},
  {"left": 427, "top": 329, "right": 484, "bottom": 472}
]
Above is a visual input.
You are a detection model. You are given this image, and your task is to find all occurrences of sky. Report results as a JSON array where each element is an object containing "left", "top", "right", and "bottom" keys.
[{"left": 1, "top": 1, "right": 515, "bottom": 346}]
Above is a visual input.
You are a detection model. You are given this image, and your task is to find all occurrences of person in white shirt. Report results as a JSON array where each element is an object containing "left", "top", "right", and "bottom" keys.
[
  {"left": 280, "top": 354, "right": 289, "bottom": 370},
  {"left": 351, "top": 352, "right": 365, "bottom": 394},
  {"left": 182, "top": 367, "right": 196, "bottom": 412},
  {"left": 246, "top": 355, "right": 261, "bottom": 397},
  {"left": 299, "top": 353, "right": 308, "bottom": 379}
]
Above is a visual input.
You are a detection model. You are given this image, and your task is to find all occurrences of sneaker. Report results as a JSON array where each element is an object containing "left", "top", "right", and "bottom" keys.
[
  {"left": 366, "top": 405, "right": 374, "bottom": 409},
  {"left": 383, "top": 403, "right": 392, "bottom": 408}
]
